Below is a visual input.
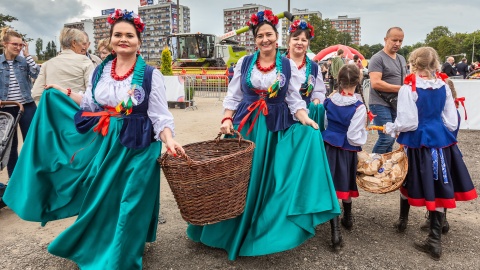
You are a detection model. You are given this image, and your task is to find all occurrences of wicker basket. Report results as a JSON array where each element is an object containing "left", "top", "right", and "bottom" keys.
[
  {"left": 159, "top": 131, "right": 255, "bottom": 225},
  {"left": 356, "top": 146, "right": 408, "bottom": 194}
]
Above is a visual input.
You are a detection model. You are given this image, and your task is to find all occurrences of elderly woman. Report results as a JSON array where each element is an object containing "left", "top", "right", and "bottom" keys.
[
  {"left": 31, "top": 27, "right": 94, "bottom": 101},
  {"left": 0, "top": 27, "right": 40, "bottom": 178},
  {"left": 97, "top": 38, "right": 112, "bottom": 60}
]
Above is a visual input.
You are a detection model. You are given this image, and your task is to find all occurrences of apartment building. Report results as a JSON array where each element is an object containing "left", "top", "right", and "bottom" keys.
[
  {"left": 330, "top": 15, "right": 361, "bottom": 45},
  {"left": 280, "top": 8, "right": 322, "bottom": 47},
  {"left": 64, "top": 19, "right": 95, "bottom": 52},
  {"left": 223, "top": 3, "right": 271, "bottom": 53},
  {"left": 138, "top": 2, "right": 191, "bottom": 62}
]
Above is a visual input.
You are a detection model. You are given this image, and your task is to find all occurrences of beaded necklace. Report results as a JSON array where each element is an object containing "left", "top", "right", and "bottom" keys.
[
  {"left": 246, "top": 50, "right": 283, "bottom": 98},
  {"left": 111, "top": 57, "right": 136, "bottom": 81}
]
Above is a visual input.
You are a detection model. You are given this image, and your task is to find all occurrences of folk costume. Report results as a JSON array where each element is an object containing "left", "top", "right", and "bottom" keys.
[
  {"left": 4, "top": 10, "right": 169, "bottom": 270},
  {"left": 385, "top": 73, "right": 477, "bottom": 259},
  {"left": 385, "top": 73, "right": 477, "bottom": 210},
  {"left": 287, "top": 20, "right": 326, "bottom": 130},
  {"left": 187, "top": 11, "right": 340, "bottom": 259},
  {"left": 322, "top": 91, "right": 367, "bottom": 249}
]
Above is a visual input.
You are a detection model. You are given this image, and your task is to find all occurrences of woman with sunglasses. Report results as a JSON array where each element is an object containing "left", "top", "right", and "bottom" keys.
[{"left": 0, "top": 27, "right": 40, "bottom": 178}]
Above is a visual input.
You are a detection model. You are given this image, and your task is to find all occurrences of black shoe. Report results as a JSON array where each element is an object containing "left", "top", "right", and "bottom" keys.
[
  {"left": 341, "top": 201, "right": 353, "bottom": 230},
  {"left": 394, "top": 197, "right": 410, "bottom": 232},
  {"left": 414, "top": 211, "right": 445, "bottom": 260},
  {"left": 421, "top": 210, "right": 449, "bottom": 234},
  {"left": 330, "top": 216, "right": 343, "bottom": 251}
]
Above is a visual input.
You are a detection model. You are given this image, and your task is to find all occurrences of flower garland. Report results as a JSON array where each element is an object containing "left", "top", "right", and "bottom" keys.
[
  {"left": 246, "top": 10, "right": 279, "bottom": 28},
  {"left": 288, "top": 20, "right": 315, "bottom": 39},
  {"left": 107, "top": 9, "right": 145, "bottom": 33},
  {"left": 246, "top": 49, "right": 283, "bottom": 98}
]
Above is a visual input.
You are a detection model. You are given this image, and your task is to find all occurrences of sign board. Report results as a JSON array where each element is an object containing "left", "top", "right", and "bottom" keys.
[
  {"left": 140, "top": 0, "right": 147, "bottom": 6},
  {"left": 147, "top": 0, "right": 154, "bottom": 4},
  {"left": 101, "top": 8, "right": 115, "bottom": 16}
]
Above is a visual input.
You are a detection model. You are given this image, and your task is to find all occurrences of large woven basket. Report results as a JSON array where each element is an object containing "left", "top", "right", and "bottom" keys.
[
  {"left": 159, "top": 131, "right": 255, "bottom": 225},
  {"left": 356, "top": 146, "right": 408, "bottom": 194}
]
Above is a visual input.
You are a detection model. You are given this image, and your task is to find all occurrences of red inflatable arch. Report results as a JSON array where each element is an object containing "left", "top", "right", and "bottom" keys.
[{"left": 313, "top": 44, "right": 365, "bottom": 62}]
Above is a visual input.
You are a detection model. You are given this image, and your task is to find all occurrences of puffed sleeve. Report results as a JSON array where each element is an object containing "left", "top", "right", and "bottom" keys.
[
  {"left": 223, "top": 57, "right": 244, "bottom": 111},
  {"left": 347, "top": 105, "right": 368, "bottom": 146},
  {"left": 80, "top": 70, "right": 100, "bottom": 112},
  {"left": 310, "top": 67, "right": 327, "bottom": 103},
  {"left": 442, "top": 83, "right": 458, "bottom": 131},
  {"left": 148, "top": 69, "right": 176, "bottom": 140},
  {"left": 384, "top": 85, "right": 418, "bottom": 137},
  {"left": 285, "top": 59, "right": 307, "bottom": 118}
]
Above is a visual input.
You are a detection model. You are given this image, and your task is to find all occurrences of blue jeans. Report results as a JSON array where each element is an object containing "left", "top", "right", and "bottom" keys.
[
  {"left": 370, "top": 104, "right": 396, "bottom": 154},
  {"left": 0, "top": 102, "right": 37, "bottom": 177}
]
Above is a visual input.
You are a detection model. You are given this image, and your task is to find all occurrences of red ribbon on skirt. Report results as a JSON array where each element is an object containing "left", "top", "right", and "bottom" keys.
[
  {"left": 81, "top": 106, "right": 120, "bottom": 136},
  {"left": 238, "top": 90, "right": 269, "bottom": 135}
]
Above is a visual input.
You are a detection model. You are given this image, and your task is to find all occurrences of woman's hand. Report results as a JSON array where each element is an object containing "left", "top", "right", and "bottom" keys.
[
  {"left": 312, "top": 98, "right": 320, "bottom": 105},
  {"left": 220, "top": 119, "right": 234, "bottom": 134},
  {"left": 295, "top": 109, "right": 319, "bottom": 130},
  {"left": 165, "top": 138, "right": 185, "bottom": 157},
  {"left": 22, "top": 42, "right": 30, "bottom": 57},
  {"left": 302, "top": 117, "right": 319, "bottom": 129},
  {"left": 44, "top": 84, "right": 68, "bottom": 95}
]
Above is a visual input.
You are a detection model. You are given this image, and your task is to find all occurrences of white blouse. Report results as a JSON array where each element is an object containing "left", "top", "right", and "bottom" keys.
[
  {"left": 80, "top": 60, "right": 175, "bottom": 140},
  {"left": 384, "top": 77, "right": 458, "bottom": 137},
  {"left": 324, "top": 93, "right": 368, "bottom": 146},
  {"left": 223, "top": 56, "right": 307, "bottom": 118},
  {"left": 297, "top": 63, "right": 327, "bottom": 103}
]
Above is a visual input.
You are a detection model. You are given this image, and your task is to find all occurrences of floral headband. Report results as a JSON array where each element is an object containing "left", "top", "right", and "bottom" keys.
[
  {"left": 246, "top": 10, "right": 279, "bottom": 28},
  {"left": 107, "top": 9, "right": 146, "bottom": 33},
  {"left": 289, "top": 20, "right": 315, "bottom": 39}
]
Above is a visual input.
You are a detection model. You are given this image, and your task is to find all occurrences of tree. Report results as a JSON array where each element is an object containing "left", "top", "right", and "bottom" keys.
[
  {"left": 0, "top": 13, "right": 17, "bottom": 28},
  {"left": 51, "top": 40, "right": 57, "bottom": 57},
  {"left": 160, "top": 46, "right": 173, "bottom": 76},
  {"left": 337, "top": 32, "right": 352, "bottom": 46},
  {"left": 45, "top": 41, "right": 52, "bottom": 60},
  {"left": 309, "top": 15, "right": 340, "bottom": 53},
  {"left": 425, "top": 26, "right": 452, "bottom": 49},
  {"left": 35, "top": 38, "right": 43, "bottom": 59}
]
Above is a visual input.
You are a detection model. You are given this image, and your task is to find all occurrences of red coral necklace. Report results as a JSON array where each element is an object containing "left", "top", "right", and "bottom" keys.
[
  {"left": 111, "top": 58, "right": 136, "bottom": 81},
  {"left": 256, "top": 59, "right": 275, "bottom": 72},
  {"left": 287, "top": 53, "right": 306, "bottom": 69}
]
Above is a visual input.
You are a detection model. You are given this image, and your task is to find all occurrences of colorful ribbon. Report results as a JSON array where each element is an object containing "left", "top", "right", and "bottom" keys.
[
  {"left": 81, "top": 107, "right": 120, "bottom": 136},
  {"left": 238, "top": 91, "right": 269, "bottom": 135},
  {"left": 431, "top": 148, "right": 448, "bottom": 184},
  {"left": 455, "top": 97, "right": 467, "bottom": 120}
]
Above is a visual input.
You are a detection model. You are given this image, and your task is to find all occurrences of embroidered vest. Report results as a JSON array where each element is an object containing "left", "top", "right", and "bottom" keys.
[
  {"left": 233, "top": 55, "right": 296, "bottom": 132},
  {"left": 74, "top": 65, "right": 156, "bottom": 149},
  {"left": 322, "top": 98, "right": 363, "bottom": 152}
]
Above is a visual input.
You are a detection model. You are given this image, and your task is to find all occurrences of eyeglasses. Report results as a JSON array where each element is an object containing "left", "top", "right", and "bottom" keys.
[{"left": 6, "top": 42, "right": 24, "bottom": 48}]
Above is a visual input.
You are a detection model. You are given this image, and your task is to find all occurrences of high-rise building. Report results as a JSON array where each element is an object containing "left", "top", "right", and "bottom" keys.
[
  {"left": 64, "top": 19, "right": 95, "bottom": 52},
  {"left": 280, "top": 8, "right": 322, "bottom": 47},
  {"left": 330, "top": 15, "right": 361, "bottom": 45},
  {"left": 93, "top": 15, "right": 110, "bottom": 54},
  {"left": 223, "top": 4, "right": 271, "bottom": 53},
  {"left": 139, "top": 2, "right": 191, "bottom": 62}
]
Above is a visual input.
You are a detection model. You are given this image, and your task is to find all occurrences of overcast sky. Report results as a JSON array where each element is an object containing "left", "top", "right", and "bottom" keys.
[{"left": 3, "top": 0, "right": 480, "bottom": 50}]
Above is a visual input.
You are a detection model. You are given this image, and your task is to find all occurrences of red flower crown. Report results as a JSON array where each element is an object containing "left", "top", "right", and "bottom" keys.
[
  {"left": 107, "top": 9, "right": 145, "bottom": 33},
  {"left": 246, "top": 10, "right": 279, "bottom": 28},
  {"left": 288, "top": 20, "right": 315, "bottom": 39}
]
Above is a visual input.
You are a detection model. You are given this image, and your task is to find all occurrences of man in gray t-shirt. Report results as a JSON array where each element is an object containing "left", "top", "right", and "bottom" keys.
[{"left": 368, "top": 27, "right": 407, "bottom": 154}]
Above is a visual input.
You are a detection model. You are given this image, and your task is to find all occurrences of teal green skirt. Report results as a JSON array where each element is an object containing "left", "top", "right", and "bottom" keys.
[
  {"left": 3, "top": 90, "right": 161, "bottom": 270},
  {"left": 187, "top": 107, "right": 339, "bottom": 260},
  {"left": 308, "top": 102, "right": 326, "bottom": 132}
]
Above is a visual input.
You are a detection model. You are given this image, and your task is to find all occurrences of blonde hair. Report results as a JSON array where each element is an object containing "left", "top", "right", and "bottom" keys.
[
  {"left": 408, "top": 47, "right": 440, "bottom": 79},
  {"left": 59, "top": 27, "right": 86, "bottom": 50},
  {"left": 97, "top": 38, "right": 112, "bottom": 52},
  {"left": 1, "top": 27, "right": 22, "bottom": 43}
]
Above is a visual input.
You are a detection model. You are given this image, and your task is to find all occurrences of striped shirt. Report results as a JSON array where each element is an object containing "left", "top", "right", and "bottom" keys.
[{"left": 6, "top": 56, "right": 38, "bottom": 105}]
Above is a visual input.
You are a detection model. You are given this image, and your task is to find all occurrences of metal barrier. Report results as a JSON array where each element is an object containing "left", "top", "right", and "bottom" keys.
[{"left": 181, "top": 75, "right": 229, "bottom": 107}]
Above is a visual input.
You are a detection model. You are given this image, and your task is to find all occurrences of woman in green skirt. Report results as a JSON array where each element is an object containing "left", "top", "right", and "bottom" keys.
[
  {"left": 3, "top": 9, "right": 183, "bottom": 269},
  {"left": 187, "top": 10, "right": 340, "bottom": 260}
]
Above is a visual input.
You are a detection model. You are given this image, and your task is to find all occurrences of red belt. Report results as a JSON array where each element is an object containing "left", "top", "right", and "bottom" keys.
[
  {"left": 238, "top": 90, "right": 269, "bottom": 135},
  {"left": 81, "top": 106, "right": 120, "bottom": 136}
]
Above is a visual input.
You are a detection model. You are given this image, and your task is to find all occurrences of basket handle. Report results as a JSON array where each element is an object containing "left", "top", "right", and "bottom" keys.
[
  {"left": 215, "top": 129, "right": 244, "bottom": 146},
  {"left": 158, "top": 150, "right": 194, "bottom": 167}
]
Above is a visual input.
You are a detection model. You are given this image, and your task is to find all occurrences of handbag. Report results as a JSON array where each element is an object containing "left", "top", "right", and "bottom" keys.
[{"left": 374, "top": 56, "right": 403, "bottom": 111}]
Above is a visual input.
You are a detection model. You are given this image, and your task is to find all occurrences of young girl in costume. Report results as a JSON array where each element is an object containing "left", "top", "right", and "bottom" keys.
[
  {"left": 3, "top": 9, "right": 184, "bottom": 269},
  {"left": 322, "top": 64, "right": 368, "bottom": 251},
  {"left": 286, "top": 19, "right": 327, "bottom": 130},
  {"left": 384, "top": 47, "right": 477, "bottom": 260},
  {"left": 187, "top": 10, "right": 340, "bottom": 260}
]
